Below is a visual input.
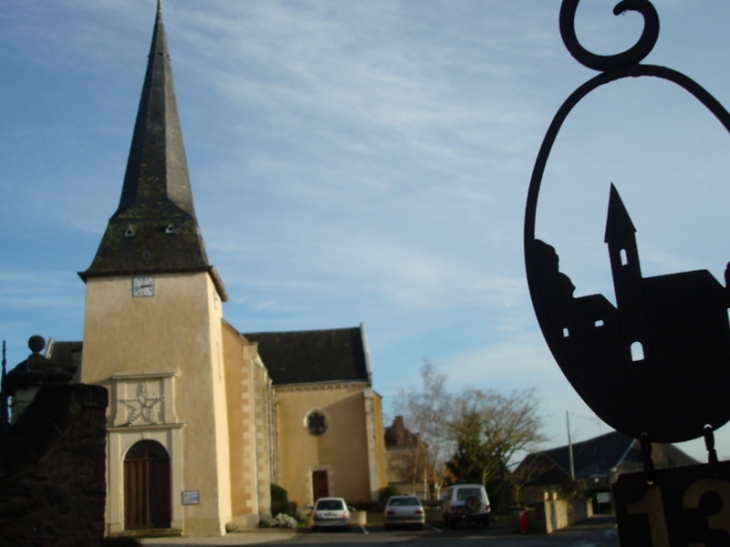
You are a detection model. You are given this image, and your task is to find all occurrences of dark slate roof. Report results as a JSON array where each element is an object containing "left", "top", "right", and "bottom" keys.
[
  {"left": 517, "top": 430, "right": 698, "bottom": 485},
  {"left": 244, "top": 326, "right": 370, "bottom": 386},
  {"left": 79, "top": 1, "right": 226, "bottom": 300},
  {"left": 542, "top": 430, "right": 638, "bottom": 478}
]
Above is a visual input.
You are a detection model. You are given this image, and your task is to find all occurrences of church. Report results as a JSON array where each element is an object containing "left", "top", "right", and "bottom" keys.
[{"left": 43, "top": 2, "right": 387, "bottom": 537}]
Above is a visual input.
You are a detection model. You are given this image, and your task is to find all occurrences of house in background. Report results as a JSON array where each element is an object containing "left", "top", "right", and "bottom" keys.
[
  {"left": 384, "top": 416, "right": 429, "bottom": 498},
  {"left": 514, "top": 430, "right": 697, "bottom": 508}
]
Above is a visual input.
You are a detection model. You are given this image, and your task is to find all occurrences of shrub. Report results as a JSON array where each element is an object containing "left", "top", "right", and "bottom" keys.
[
  {"left": 271, "top": 483, "right": 293, "bottom": 517},
  {"left": 271, "top": 483, "right": 288, "bottom": 504}
]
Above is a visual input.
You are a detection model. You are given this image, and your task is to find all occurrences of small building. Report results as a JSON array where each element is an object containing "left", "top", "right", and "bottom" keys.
[
  {"left": 384, "top": 416, "right": 429, "bottom": 499},
  {"left": 513, "top": 430, "right": 697, "bottom": 508}
]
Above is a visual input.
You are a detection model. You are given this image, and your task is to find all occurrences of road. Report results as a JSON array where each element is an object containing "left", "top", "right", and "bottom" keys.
[{"left": 143, "top": 515, "right": 619, "bottom": 547}]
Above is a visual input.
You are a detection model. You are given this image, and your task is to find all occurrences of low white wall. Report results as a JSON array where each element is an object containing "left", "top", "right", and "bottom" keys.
[{"left": 536, "top": 498, "right": 593, "bottom": 533}]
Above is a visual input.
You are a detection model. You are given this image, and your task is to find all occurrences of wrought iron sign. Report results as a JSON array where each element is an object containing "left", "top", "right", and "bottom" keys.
[
  {"left": 525, "top": 2, "right": 730, "bottom": 544},
  {"left": 525, "top": 0, "right": 730, "bottom": 445}
]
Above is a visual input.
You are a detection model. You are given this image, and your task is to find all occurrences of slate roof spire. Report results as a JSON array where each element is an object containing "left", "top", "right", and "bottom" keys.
[
  {"left": 81, "top": 1, "right": 227, "bottom": 300},
  {"left": 117, "top": 0, "right": 193, "bottom": 218}
]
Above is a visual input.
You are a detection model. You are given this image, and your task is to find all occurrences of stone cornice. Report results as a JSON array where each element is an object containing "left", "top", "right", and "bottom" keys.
[{"left": 274, "top": 380, "right": 368, "bottom": 393}]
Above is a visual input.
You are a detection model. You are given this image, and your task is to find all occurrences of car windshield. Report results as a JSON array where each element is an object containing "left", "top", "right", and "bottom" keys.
[
  {"left": 456, "top": 488, "right": 481, "bottom": 501},
  {"left": 389, "top": 497, "right": 420, "bottom": 507},
  {"left": 316, "top": 500, "right": 344, "bottom": 511}
]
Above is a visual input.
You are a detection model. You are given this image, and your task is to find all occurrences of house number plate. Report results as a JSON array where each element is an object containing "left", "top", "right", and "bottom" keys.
[{"left": 613, "top": 462, "right": 730, "bottom": 547}]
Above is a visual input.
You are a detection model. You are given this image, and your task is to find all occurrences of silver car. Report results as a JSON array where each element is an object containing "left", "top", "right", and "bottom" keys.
[
  {"left": 384, "top": 495, "right": 426, "bottom": 530},
  {"left": 311, "top": 497, "right": 350, "bottom": 531}
]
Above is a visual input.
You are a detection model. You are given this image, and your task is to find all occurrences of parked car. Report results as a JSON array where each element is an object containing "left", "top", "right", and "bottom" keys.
[
  {"left": 311, "top": 497, "right": 350, "bottom": 531},
  {"left": 441, "top": 484, "right": 491, "bottom": 528},
  {"left": 384, "top": 495, "right": 426, "bottom": 530}
]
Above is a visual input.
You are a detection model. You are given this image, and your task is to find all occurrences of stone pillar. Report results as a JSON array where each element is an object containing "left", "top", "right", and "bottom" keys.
[
  {"left": 1, "top": 336, "right": 76, "bottom": 424},
  {"left": 0, "top": 384, "right": 109, "bottom": 546}
]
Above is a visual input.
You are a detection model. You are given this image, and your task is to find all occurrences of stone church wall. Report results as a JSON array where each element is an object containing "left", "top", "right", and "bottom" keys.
[{"left": 0, "top": 384, "right": 108, "bottom": 547}]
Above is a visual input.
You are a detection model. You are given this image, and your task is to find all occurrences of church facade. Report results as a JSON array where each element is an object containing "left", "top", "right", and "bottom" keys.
[{"left": 48, "top": 2, "right": 386, "bottom": 537}]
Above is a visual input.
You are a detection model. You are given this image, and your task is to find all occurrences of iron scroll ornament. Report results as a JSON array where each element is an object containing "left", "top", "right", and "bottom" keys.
[{"left": 525, "top": 0, "right": 730, "bottom": 444}]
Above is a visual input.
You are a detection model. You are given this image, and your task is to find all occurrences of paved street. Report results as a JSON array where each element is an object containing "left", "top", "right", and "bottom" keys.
[{"left": 143, "top": 515, "right": 619, "bottom": 547}]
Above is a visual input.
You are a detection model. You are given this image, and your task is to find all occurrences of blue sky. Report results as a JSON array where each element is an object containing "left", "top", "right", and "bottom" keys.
[{"left": 3, "top": 0, "right": 730, "bottom": 462}]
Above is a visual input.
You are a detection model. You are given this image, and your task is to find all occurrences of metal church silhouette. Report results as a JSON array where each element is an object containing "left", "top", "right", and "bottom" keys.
[{"left": 532, "top": 185, "right": 730, "bottom": 443}]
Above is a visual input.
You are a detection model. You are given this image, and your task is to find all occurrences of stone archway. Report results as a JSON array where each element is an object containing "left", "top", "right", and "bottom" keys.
[{"left": 124, "top": 440, "right": 171, "bottom": 529}]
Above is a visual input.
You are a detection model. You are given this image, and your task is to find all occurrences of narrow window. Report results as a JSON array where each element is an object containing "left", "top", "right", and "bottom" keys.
[
  {"left": 620, "top": 249, "right": 628, "bottom": 266},
  {"left": 594, "top": 319, "right": 604, "bottom": 328},
  {"left": 631, "top": 341, "right": 644, "bottom": 362},
  {"left": 562, "top": 328, "right": 570, "bottom": 338}
]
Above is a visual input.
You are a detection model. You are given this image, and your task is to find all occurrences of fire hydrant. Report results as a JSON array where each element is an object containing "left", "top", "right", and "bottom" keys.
[{"left": 519, "top": 509, "right": 529, "bottom": 534}]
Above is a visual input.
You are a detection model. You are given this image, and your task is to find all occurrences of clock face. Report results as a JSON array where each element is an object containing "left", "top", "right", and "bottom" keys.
[{"left": 132, "top": 276, "right": 154, "bottom": 297}]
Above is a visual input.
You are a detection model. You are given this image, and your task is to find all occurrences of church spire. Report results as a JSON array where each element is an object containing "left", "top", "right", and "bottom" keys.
[
  {"left": 81, "top": 1, "right": 227, "bottom": 300},
  {"left": 116, "top": 0, "right": 194, "bottom": 217}
]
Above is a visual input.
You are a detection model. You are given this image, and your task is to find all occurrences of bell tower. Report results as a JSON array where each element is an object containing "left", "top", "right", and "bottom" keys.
[{"left": 79, "top": 1, "right": 233, "bottom": 536}]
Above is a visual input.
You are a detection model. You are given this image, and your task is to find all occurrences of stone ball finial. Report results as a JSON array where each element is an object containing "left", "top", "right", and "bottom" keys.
[{"left": 28, "top": 335, "right": 46, "bottom": 354}]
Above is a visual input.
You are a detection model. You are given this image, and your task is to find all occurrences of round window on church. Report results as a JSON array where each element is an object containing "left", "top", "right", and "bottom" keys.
[{"left": 305, "top": 410, "right": 329, "bottom": 436}]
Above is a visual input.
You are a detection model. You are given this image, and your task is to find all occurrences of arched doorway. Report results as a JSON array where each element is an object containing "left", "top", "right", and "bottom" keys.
[{"left": 124, "top": 440, "right": 171, "bottom": 529}]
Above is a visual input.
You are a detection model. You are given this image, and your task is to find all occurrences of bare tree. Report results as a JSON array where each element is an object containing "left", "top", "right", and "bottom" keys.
[
  {"left": 447, "top": 387, "right": 547, "bottom": 507},
  {"left": 394, "top": 363, "right": 546, "bottom": 506},
  {"left": 393, "top": 359, "right": 454, "bottom": 499}
]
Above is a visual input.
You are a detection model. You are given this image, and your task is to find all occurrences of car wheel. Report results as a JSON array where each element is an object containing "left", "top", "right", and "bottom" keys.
[
  {"left": 421, "top": 523, "right": 427, "bottom": 531},
  {"left": 465, "top": 495, "right": 480, "bottom": 514},
  {"left": 384, "top": 523, "right": 391, "bottom": 531},
  {"left": 482, "top": 517, "right": 490, "bottom": 528}
]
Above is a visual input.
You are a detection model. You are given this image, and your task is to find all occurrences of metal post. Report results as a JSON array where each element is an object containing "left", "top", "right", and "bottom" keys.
[
  {"left": 0, "top": 340, "right": 8, "bottom": 434},
  {"left": 567, "top": 411, "right": 575, "bottom": 480}
]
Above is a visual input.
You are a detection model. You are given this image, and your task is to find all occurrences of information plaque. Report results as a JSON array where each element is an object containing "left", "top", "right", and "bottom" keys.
[{"left": 181, "top": 490, "right": 200, "bottom": 506}]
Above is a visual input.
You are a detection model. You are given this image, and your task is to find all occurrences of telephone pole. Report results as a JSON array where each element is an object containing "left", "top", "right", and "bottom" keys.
[
  {"left": 1, "top": 341, "right": 8, "bottom": 434},
  {"left": 566, "top": 411, "right": 575, "bottom": 480}
]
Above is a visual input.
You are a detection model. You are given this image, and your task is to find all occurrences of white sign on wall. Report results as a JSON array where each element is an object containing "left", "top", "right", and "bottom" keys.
[{"left": 182, "top": 490, "right": 200, "bottom": 505}]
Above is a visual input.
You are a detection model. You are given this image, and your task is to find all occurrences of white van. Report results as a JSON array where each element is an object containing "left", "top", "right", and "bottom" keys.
[{"left": 441, "top": 484, "right": 491, "bottom": 528}]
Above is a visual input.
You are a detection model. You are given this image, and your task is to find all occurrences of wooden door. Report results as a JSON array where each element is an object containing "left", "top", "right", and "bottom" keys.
[
  {"left": 124, "top": 440, "right": 171, "bottom": 529},
  {"left": 312, "top": 470, "right": 329, "bottom": 501}
]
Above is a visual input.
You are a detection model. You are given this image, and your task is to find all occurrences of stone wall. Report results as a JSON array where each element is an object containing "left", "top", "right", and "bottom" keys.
[
  {"left": 533, "top": 496, "right": 593, "bottom": 533},
  {"left": 0, "top": 384, "right": 108, "bottom": 547}
]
